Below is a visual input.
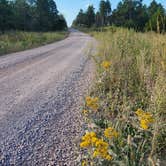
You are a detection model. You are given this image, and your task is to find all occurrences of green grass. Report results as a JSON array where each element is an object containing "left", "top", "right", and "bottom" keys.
[
  {"left": 0, "top": 31, "right": 68, "bottom": 56},
  {"left": 79, "top": 27, "right": 166, "bottom": 165}
]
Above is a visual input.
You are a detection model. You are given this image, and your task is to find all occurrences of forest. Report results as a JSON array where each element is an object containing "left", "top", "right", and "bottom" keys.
[
  {"left": 73, "top": 0, "right": 166, "bottom": 32},
  {"left": 0, "top": 0, "right": 67, "bottom": 33}
]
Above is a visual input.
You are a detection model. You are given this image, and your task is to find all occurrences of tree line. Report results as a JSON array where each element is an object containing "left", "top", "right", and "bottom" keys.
[
  {"left": 73, "top": 0, "right": 166, "bottom": 32},
  {"left": 0, "top": 0, "right": 67, "bottom": 33}
]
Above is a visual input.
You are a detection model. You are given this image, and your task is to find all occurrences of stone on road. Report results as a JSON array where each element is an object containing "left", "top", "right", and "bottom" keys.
[{"left": 0, "top": 30, "right": 96, "bottom": 165}]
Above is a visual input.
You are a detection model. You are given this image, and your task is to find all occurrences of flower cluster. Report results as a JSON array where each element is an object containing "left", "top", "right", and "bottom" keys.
[
  {"left": 82, "top": 109, "right": 88, "bottom": 116},
  {"left": 135, "top": 109, "right": 154, "bottom": 130},
  {"left": 101, "top": 61, "right": 111, "bottom": 70},
  {"left": 86, "top": 96, "right": 99, "bottom": 110},
  {"left": 80, "top": 132, "right": 112, "bottom": 160},
  {"left": 80, "top": 132, "right": 97, "bottom": 148},
  {"left": 81, "top": 160, "right": 87, "bottom": 166},
  {"left": 93, "top": 139, "right": 112, "bottom": 160},
  {"left": 104, "top": 127, "right": 119, "bottom": 139}
]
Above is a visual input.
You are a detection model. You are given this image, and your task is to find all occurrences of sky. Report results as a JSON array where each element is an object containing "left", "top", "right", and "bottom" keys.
[{"left": 55, "top": 0, "right": 166, "bottom": 26}]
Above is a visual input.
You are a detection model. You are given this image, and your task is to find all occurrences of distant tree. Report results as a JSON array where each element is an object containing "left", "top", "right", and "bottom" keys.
[
  {"left": 105, "top": 0, "right": 111, "bottom": 25},
  {"left": 86, "top": 5, "right": 95, "bottom": 27},
  {"left": 95, "top": 11, "right": 102, "bottom": 27},
  {"left": 73, "top": 0, "right": 166, "bottom": 32},
  {"left": 47, "top": 0, "right": 59, "bottom": 30},
  {"left": 0, "top": 0, "right": 67, "bottom": 32},
  {"left": 146, "top": 0, "right": 166, "bottom": 32},
  {"left": 48, "top": 0, "right": 58, "bottom": 14},
  {"left": 73, "top": 9, "right": 87, "bottom": 27},
  {"left": 36, "top": 0, "right": 51, "bottom": 31},
  {"left": 13, "top": 0, "right": 33, "bottom": 30},
  {"left": 111, "top": 0, "right": 148, "bottom": 31},
  {"left": 0, "top": 0, "right": 13, "bottom": 33},
  {"left": 134, "top": 1, "right": 149, "bottom": 31},
  {"left": 35, "top": 0, "right": 66, "bottom": 31},
  {"left": 55, "top": 14, "right": 67, "bottom": 30},
  {"left": 111, "top": 0, "right": 132, "bottom": 27},
  {"left": 148, "top": 0, "right": 161, "bottom": 17},
  {"left": 73, "top": 5, "right": 95, "bottom": 28},
  {"left": 99, "top": 0, "right": 112, "bottom": 26},
  {"left": 99, "top": 0, "right": 107, "bottom": 26}
]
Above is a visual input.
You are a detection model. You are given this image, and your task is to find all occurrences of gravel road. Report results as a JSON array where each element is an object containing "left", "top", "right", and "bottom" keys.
[{"left": 0, "top": 30, "right": 96, "bottom": 165}]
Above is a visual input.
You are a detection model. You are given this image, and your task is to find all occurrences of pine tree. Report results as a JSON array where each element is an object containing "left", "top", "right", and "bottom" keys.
[
  {"left": 105, "top": 0, "right": 111, "bottom": 25},
  {"left": 86, "top": 5, "right": 95, "bottom": 27},
  {"left": 73, "top": 9, "right": 87, "bottom": 27},
  {"left": 99, "top": 0, "right": 107, "bottom": 26},
  {"left": 13, "top": 0, "right": 32, "bottom": 30},
  {"left": 146, "top": 0, "right": 165, "bottom": 32},
  {"left": 0, "top": 0, "right": 14, "bottom": 33}
]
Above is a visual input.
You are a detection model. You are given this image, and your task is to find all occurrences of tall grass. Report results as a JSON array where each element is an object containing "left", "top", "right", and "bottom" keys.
[
  {"left": 0, "top": 31, "right": 68, "bottom": 56},
  {"left": 80, "top": 27, "right": 166, "bottom": 165}
]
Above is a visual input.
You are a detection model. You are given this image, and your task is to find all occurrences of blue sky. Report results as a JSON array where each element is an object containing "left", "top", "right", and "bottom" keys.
[{"left": 56, "top": 0, "right": 166, "bottom": 26}]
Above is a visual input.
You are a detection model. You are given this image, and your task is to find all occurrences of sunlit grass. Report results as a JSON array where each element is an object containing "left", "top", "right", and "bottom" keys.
[{"left": 0, "top": 31, "right": 68, "bottom": 56}]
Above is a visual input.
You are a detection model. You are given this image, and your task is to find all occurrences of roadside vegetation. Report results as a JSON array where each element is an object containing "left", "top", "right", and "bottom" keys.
[
  {"left": 79, "top": 27, "right": 166, "bottom": 165},
  {"left": 73, "top": 1, "right": 166, "bottom": 165},
  {"left": 0, "top": 31, "right": 67, "bottom": 56}
]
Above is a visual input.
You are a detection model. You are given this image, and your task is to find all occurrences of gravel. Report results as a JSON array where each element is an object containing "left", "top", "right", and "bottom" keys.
[{"left": 0, "top": 30, "right": 96, "bottom": 165}]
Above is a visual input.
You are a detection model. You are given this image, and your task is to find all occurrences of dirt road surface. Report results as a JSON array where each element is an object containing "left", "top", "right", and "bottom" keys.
[{"left": 0, "top": 30, "right": 96, "bottom": 165}]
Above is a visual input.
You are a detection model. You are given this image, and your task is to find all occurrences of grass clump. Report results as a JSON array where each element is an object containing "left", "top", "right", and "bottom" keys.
[
  {"left": 0, "top": 31, "right": 68, "bottom": 56},
  {"left": 79, "top": 27, "right": 166, "bottom": 165}
]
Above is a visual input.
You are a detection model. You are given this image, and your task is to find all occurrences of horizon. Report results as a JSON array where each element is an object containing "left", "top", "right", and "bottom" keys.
[{"left": 56, "top": 0, "right": 166, "bottom": 26}]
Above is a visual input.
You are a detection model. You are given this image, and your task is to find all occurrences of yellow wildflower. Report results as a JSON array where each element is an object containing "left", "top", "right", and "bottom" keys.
[
  {"left": 82, "top": 160, "right": 88, "bottom": 166},
  {"left": 82, "top": 110, "right": 88, "bottom": 116},
  {"left": 135, "top": 109, "right": 154, "bottom": 130},
  {"left": 80, "top": 132, "right": 98, "bottom": 148},
  {"left": 105, "top": 155, "right": 112, "bottom": 160},
  {"left": 80, "top": 141, "right": 90, "bottom": 148},
  {"left": 89, "top": 131, "right": 96, "bottom": 137},
  {"left": 95, "top": 139, "right": 109, "bottom": 149},
  {"left": 143, "top": 112, "right": 154, "bottom": 123},
  {"left": 101, "top": 61, "right": 111, "bottom": 70},
  {"left": 135, "top": 108, "right": 144, "bottom": 117},
  {"left": 104, "top": 127, "right": 119, "bottom": 139},
  {"left": 91, "top": 137, "right": 98, "bottom": 144},
  {"left": 93, "top": 139, "right": 112, "bottom": 160},
  {"left": 140, "top": 119, "right": 148, "bottom": 130},
  {"left": 80, "top": 132, "right": 112, "bottom": 161},
  {"left": 86, "top": 96, "right": 99, "bottom": 110},
  {"left": 82, "top": 131, "right": 96, "bottom": 140}
]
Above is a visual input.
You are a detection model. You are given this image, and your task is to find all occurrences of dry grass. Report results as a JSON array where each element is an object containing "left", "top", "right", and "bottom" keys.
[
  {"left": 79, "top": 27, "right": 166, "bottom": 165},
  {"left": 0, "top": 31, "right": 68, "bottom": 56}
]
